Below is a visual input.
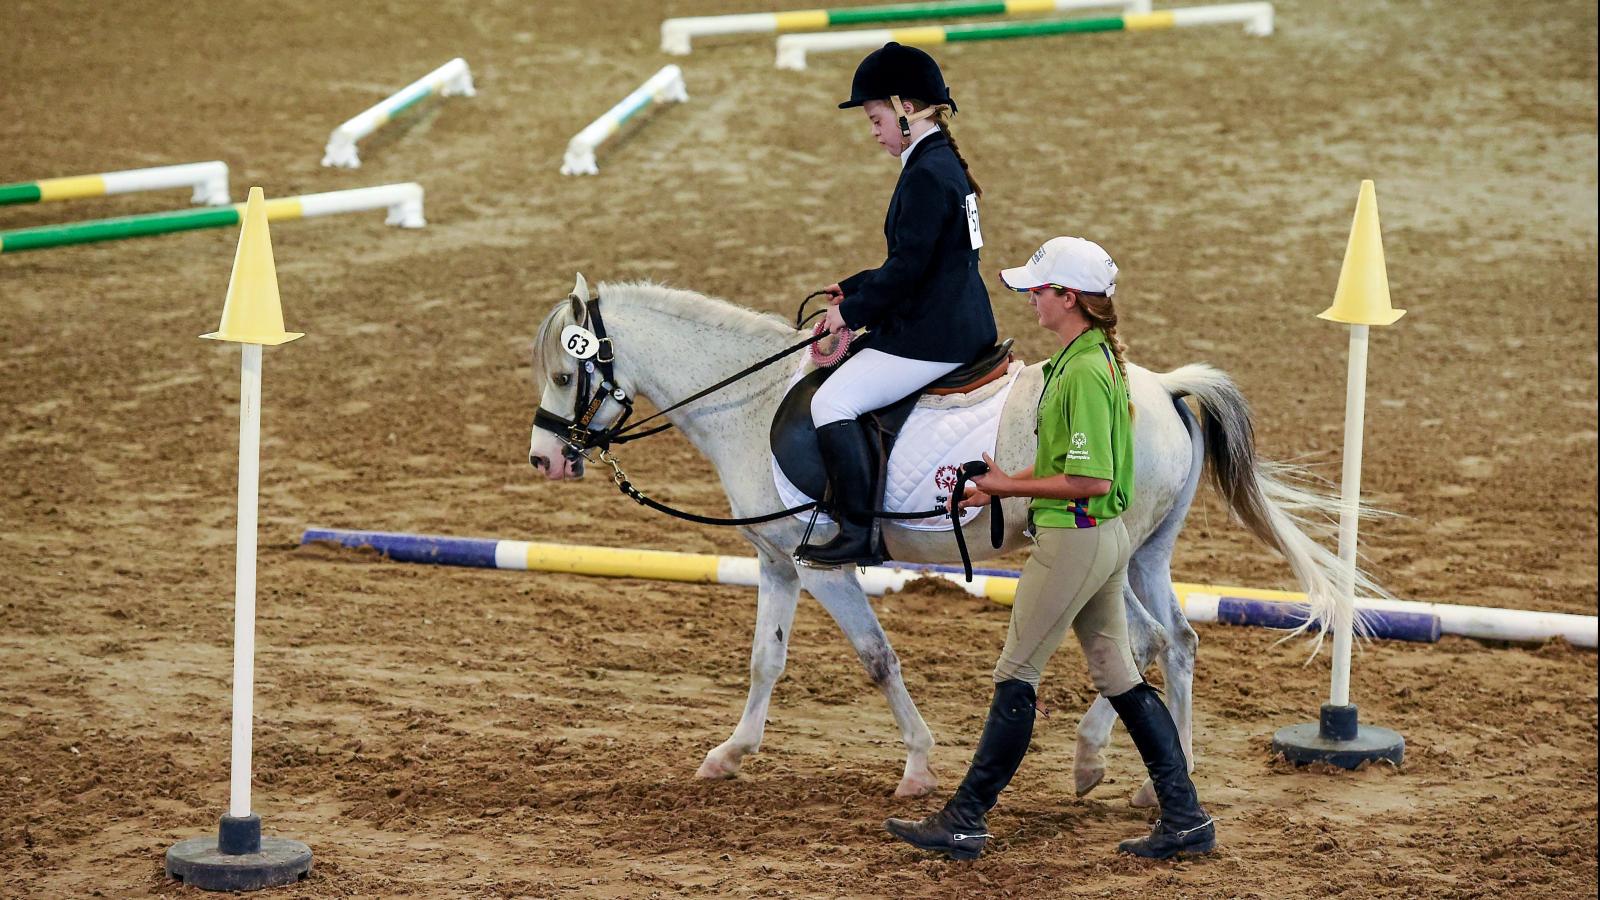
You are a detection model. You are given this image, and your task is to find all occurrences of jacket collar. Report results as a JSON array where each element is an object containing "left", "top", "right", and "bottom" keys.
[
  {"left": 900, "top": 125, "right": 942, "bottom": 169},
  {"left": 901, "top": 128, "right": 948, "bottom": 171}
]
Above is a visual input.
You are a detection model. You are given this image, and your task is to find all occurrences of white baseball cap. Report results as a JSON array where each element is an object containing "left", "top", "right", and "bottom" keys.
[{"left": 999, "top": 236, "right": 1118, "bottom": 296}]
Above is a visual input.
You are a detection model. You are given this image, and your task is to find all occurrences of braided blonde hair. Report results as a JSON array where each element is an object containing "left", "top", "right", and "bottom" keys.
[
  {"left": 902, "top": 101, "right": 981, "bottom": 198},
  {"left": 1076, "top": 292, "right": 1134, "bottom": 418},
  {"left": 1077, "top": 293, "right": 1128, "bottom": 381}
]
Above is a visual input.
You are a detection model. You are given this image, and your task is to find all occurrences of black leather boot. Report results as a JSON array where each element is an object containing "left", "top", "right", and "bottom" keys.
[
  {"left": 795, "top": 420, "right": 883, "bottom": 568},
  {"left": 884, "top": 679, "right": 1036, "bottom": 860},
  {"left": 1108, "top": 683, "right": 1216, "bottom": 859}
]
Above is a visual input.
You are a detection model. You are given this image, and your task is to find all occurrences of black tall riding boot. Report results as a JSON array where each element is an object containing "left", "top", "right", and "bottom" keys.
[
  {"left": 1108, "top": 682, "right": 1216, "bottom": 859},
  {"left": 884, "top": 679, "right": 1036, "bottom": 860},
  {"left": 795, "top": 420, "right": 883, "bottom": 568}
]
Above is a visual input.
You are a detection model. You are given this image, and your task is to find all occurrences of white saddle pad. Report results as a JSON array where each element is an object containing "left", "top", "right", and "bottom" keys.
[{"left": 772, "top": 360, "right": 1021, "bottom": 531}]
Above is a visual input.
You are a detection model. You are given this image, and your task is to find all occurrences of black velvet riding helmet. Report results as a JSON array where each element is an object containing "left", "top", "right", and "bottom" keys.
[{"left": 838, "top": 42, "right": 957, "bottom": 112}]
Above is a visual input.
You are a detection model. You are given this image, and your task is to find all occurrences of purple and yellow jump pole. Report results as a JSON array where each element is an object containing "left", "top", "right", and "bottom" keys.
[
  {"left": 166, "top": 188, "right": 312, "bottom": 892},
  {"left": 0, "top": 161, "right": 230, "bottom": 207},
  {"left": 662, "top": 0, "right": 1149, "bottom": 55},
  {"left": 0, "top": 183, "right": 424, "bottom": 254},
  {"left": 775, "top": 1, "right": 1273, "bottom": 69},
  {"left": 297, "top": 529, "right": 1595, "bottom": 647}
]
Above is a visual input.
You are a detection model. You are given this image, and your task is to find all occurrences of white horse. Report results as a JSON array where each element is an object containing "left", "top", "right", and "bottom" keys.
[{"left": 526, "top": 276, "right": 1355, "bottom": 804}]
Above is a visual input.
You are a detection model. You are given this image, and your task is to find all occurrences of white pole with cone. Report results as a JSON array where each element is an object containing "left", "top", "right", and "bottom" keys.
[
  {"left": 1273, "top": 180, "right": 1407, "bottom": 769},
  {"left": 167, "top": 187, "right": 313, "bottom": 891},
  {"left": 230, "top": 340, "right": 263, "bottom": 819}
]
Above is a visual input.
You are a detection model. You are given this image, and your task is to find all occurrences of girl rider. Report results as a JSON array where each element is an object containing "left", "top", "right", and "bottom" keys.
[
  {"left": 883, "top": 237, "right": 1216, "bottom": 861},
  {"left": 795, "top": 42, "right": 999, "bottom": 569}
]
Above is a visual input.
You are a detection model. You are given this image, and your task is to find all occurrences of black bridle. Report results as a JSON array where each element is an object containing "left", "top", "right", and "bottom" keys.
[
  {"left": 531, "top": 296, "right": 673, "bottom": 462},
  {"left": 532, "top": 293, "right": 830, "bottom": 463}
]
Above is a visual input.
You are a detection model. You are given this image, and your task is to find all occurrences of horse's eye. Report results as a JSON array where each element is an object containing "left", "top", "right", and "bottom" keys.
[{"left": 554, "top": 373, "right": 571, "bottom": 386}]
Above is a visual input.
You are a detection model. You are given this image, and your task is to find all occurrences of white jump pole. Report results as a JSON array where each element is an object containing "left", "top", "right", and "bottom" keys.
[
  {"left": 1273, "top": 180, "right": 1407, "bottom": 770},
  {"left": 560, "top": 65, "right": 688, "bottom": 176},
  {"left": 322, "top": 58, "right": 476, "bottom": 169}
]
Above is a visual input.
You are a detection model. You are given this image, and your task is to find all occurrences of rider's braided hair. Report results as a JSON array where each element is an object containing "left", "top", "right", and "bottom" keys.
[{"left": 906, "top": 101, "right": 981, "bottom": 199}]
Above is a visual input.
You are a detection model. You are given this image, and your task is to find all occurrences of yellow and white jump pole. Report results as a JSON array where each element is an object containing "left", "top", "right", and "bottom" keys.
[
  {"left": 0, "top": 161, "right": 230, "bottom": 207},
  {"left": 166, "top": 187, "right": 313, "bottom": 891},
  {"left": 1272, "top": 180, "right": 1408, "bottom": 769},
  {"left": 661, "top": 0, "right": 1149, "bottom": 55},
  {"left": 775, "top": 2, "right": 1274, "bottom": 70}
]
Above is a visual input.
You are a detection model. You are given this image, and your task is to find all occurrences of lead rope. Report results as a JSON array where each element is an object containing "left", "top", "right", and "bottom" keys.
[{"left": 595, "top": 448, "right": 1004, "bottom": 578}]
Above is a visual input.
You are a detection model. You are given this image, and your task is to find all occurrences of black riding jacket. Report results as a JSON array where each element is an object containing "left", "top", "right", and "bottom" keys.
[{"left": 838, "top": 130, "right": 998, "bottom": 364}]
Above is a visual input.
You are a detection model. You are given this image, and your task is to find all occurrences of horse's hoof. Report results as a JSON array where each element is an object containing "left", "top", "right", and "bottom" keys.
[
  {"left": 1130, "top": 779, "right": 1158, "bottom": 808},
  {"left": 895, "top": 770, "right": 938, "bottom": 798},
  {"left": 1074, "top": 764, "right": 1106, "bottom": 797},
  {"left": 696, "top": 750, "right": 743, "bottom": 781}
]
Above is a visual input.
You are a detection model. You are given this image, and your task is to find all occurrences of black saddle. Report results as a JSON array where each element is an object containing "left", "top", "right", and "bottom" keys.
[{"left": 770, "top": 340, "right": 1013, "bottom": 504}]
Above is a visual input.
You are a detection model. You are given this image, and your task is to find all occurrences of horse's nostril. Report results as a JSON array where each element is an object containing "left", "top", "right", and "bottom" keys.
[{"left": 530, "top": 454, "right": 549, "bottom": 471}]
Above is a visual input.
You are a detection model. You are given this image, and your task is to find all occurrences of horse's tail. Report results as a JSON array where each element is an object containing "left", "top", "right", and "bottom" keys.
[{"left": 1155, "top": 363, "right": 1389, "bottom": 647}]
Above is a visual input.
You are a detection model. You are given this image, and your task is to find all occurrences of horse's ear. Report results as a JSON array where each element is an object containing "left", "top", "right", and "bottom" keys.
[{"left": 568, "top": 272, "right": 591, "bottom": 322}]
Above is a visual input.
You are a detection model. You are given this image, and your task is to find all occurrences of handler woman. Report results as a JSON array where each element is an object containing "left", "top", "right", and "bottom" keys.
[
  {"left": 795, "top": 42, "right": 998, "bottom": 569},
  {"left": 884, "top": 238, "right": 1215, "bottom": 861}
]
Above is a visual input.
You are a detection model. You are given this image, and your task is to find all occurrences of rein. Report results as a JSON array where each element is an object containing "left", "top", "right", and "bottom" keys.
[{"left": 532, "top": 291, "right": 1004, "bottom": 578}]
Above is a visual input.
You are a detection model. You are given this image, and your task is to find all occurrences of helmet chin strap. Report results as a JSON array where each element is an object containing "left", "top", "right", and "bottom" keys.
[{"left": 888, "top": 94, "right": 942, "bottom": 149}]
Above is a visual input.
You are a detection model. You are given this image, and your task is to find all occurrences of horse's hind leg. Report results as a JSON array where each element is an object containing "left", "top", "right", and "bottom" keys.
[
  {"left": 799, "top": 566, "right": 937, "bottom": 798},
  {"left": 697, "top": 547, "right": 801, "bottom": 781},
  {"left": 1073, "top": 586, "right": 1167, "bottom": 797},
  {"left": 1127, "top": 556, "right": 1199, "bottom": 809}
]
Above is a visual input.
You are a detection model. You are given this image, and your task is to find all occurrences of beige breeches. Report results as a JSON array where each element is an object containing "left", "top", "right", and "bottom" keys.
[{"left": 993, "top": 518, "right": 1142, "bottom": 695}]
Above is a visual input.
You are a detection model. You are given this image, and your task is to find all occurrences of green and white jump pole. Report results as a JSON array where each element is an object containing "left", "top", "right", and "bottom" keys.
[
  {"left": 662, "top": 0, "right": 1149, "bottom": 54},
  {"left": 0, "top": 183, "right": 424, "bottom": 254},
  {"left": 775, "top": 1, "right": 1274, "bottom": 69},
  {"left": 0, "top": 161, "right": 230, "bottom": 207},
  {"left": 561, "top": 65, "right": 688, "bottom": 176},
  {"left": 321, "top": 58, "right": 475, "bottom": 169}
]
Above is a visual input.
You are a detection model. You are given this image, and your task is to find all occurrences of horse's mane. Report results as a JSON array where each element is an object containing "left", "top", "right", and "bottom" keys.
[
  {"left": 533, "top": 280, "right": 796, "bottom": 381},
  {"left": 602, "top": 280, "right": 796, "bottom": 340}
]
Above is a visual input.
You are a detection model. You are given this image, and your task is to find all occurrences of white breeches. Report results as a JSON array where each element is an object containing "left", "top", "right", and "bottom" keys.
[{"left": 810, "top": 348, "right": 962, "bottom": 426}]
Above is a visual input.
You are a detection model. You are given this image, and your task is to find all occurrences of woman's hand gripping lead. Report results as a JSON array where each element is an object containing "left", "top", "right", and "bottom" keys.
[{"left": 949, "top": 452, "right": 1013, "bottom": 514}]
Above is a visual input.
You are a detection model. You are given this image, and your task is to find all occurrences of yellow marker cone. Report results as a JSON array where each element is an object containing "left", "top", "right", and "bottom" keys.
[
  {"left": 1319, "top": 180, "right": 1405, "bottom": 326},
  {"left": 202, "top": 186, "right": 303, "bottom": 345}
]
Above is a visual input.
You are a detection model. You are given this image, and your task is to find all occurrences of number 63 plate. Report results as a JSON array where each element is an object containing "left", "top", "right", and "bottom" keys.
[{"left": 560, "top": 325, "right": 600, "bottom": 360}]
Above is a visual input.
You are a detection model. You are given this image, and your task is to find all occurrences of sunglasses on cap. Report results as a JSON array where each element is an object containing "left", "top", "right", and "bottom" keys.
[{"left": 1024, "top": 284, "right": 1109, "bottom": 297}]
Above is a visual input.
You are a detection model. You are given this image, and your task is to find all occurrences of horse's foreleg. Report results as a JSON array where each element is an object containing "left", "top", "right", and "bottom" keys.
[
  {"left": 697, "top": 549, "right": 800, "bottom": 782},
  {"left": 1074, "top": 585, "right": 1168, "bottom": 799},
  {"left": 799, "top": 567, "right": 937, "bottom": 798}
]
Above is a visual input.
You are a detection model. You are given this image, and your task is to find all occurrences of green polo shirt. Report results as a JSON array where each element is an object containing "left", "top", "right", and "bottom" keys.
[{"left": 1030, "top": 328, "right": 1135, "bottom": 529}]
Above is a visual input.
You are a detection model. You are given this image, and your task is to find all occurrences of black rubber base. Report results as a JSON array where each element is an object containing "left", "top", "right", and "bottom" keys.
[
  {"left": 1273, "top": 704, "right": 1404, "bottom": 769},
  {"left": 166, "top": 814, "right": 312, "bottom": 892}
]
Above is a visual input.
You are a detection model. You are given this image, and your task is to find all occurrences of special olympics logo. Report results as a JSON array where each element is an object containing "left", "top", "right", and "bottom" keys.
[{"left": 934, "top": 464, "right": 960, "bottom": 493}]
